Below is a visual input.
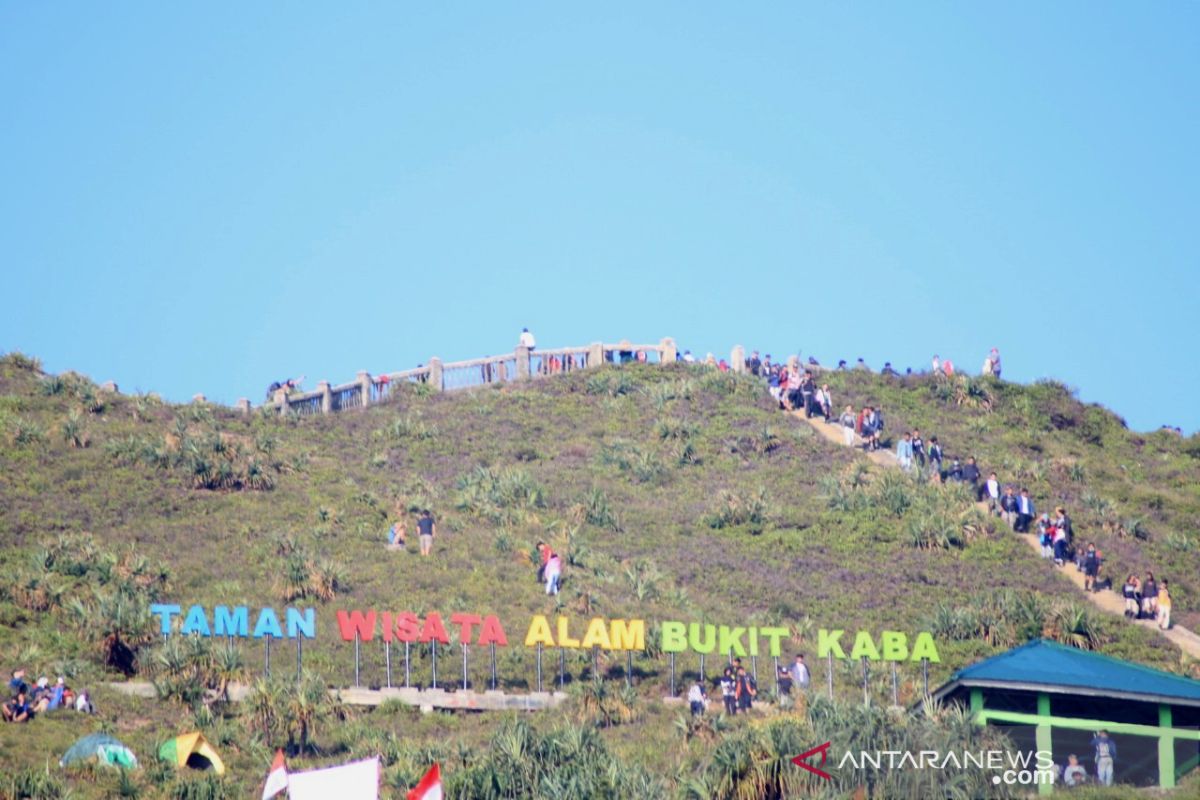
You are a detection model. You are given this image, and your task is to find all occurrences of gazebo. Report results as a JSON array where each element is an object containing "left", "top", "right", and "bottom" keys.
[{"left": 932, "top": 639, "right": 1200, "bottom": 793}]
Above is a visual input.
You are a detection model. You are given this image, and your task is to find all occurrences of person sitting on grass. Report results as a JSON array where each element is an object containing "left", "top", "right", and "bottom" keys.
[
  {"left": 7, "top": 670, "right": 27, "bottom": 696},
  {"left": 387, "top": 518, "right": 407, "bottom": 550},
  {"left": 1063, "top": 754, "right": 1087, "bottom": 787},
  {"left": 2, "top": 689, "right": 30, "bottom": 722}
]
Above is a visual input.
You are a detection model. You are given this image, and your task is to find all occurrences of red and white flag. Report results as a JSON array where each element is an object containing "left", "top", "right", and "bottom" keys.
[
  {"left": 261, "top": 750, "right": 288, "bottom": 800},
  {"left": 407, "top": 763, "right": 443, "bottom": 800}
]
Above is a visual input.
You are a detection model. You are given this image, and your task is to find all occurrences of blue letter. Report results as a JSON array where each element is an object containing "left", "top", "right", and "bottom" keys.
[
  {"left": 286, "top": 608, "right": 315, "bottom": 639},
  {"left": 253, "top": 608, "right": 284, "bottom": 639},
  {"left": 181, "top": 605, "right": 211, "bottom": 637},
  {"left": 149, "top": 603, "right": 181, "bottom": 636},
  {"left": 214, "top": 605, "right": 249, "bottom": 637}
]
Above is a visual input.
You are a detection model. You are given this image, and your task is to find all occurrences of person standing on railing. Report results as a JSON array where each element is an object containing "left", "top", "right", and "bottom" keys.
[{"left": 519, "top": 327, "right": 536, "bottom": 350}]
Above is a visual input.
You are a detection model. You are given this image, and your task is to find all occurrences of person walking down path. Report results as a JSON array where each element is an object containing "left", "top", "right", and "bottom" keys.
[
  {"left": 839, "top": 405, "right": 856, "bottom": 447},
  {"left": 1122, "top": 575, "right": 1142, "bottom": 618},
  {"left": 1142, "top": 572, "right": 1159, "bottom": 620},
  {"left": 544, "top": 551, "right": 562, "bottom": 596},
  {"left": 416, "top": 510, "right": 436, "bottom": 557},
  {"left": 896, "top": 432, "right": 914, "bottom": 471},
  {"left": 1158, "top": 580, "right": 1172, "bottom": 630}
]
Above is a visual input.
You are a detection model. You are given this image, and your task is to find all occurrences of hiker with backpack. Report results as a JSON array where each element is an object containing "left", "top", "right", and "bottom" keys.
[{"left": 1082, "top": 543, "right": 1102, "bottom": 593}]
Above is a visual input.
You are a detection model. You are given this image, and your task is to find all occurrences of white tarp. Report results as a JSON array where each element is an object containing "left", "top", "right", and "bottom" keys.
[{"left": 287, "top": 756, "right": 379, "bottom": 800}]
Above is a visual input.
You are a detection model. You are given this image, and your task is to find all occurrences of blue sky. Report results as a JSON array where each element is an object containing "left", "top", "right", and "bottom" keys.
[{"left": 2, "top": 4, "right": 1196, "bottom": 431}]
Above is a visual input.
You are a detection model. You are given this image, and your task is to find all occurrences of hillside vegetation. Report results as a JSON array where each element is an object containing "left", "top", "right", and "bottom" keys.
[{"left": 1, "top": 350, "right": 1198, "bottom": 799}]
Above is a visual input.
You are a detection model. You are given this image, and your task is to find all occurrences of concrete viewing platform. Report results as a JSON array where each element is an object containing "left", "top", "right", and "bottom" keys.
[{"left": 106, "top": 682, "right": 568, "bottom": 713}]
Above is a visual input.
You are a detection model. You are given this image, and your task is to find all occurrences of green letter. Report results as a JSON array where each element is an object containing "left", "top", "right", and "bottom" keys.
[
  {"left": 881, "top": 631, "right": 908, "bottom": 661},
  {"left": 688, "top": 623, "right": 716, "bottom": 654},
  {"left": 661, "top": 621, "right": 687, "bottom": 653},
  {"left": 718, "top": 626, "right": 746, "bottom": 657},
  {"left": 818, "top": 629, "right": 845, "bottom": 659},
  {"left": 911, "top": 632, "right": 940, "bottom": 663},
  {"left": 849, "top": 631, "right": 880, "bottom": 661},
  {"left": 759, "top": 627, "right": 789, "bottom": 657}
]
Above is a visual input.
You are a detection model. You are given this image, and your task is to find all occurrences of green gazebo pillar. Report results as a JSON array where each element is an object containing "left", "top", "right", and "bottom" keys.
[
  {"left": 1035, "top": 693, "right": 1053, "bottom": 796},
  {"left": 1159, "top": 704, "right": 1175, "bottom": 789}
]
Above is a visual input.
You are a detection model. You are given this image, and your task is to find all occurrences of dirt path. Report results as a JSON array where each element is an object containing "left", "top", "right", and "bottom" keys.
[{"left": 790, "top": 409, "right": 1200, "bottom": 661}]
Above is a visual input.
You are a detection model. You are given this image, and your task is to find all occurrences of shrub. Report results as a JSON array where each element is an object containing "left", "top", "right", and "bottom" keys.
[
  {"left": 581, "top": 488, "right": 621, "bottom": 532},
  {"left": 455, "top": 466, "right": 547, "bottom": 525},
  {"left": 703, "top": 489, "right": 770, "bottom": 531},
  {"left": 61, "top": 408, "right": 89, "bottom": 448}
]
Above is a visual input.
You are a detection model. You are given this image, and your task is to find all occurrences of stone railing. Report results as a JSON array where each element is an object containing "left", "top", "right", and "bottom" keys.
[{"left": 246, "top": 338, "right": 679, "bottom": 415}]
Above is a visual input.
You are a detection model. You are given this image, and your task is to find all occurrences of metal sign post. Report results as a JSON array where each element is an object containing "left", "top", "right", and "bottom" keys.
[
  {"left": 922, "top": 657, "right": 929, "bottom": 697},
  {"left": 385, "top": 640, "right": 392, "bottom": 689},
  {"left": 625, "top": 651, "right": 633, "bottom": 688},
  {"left": 861, "top": 656, "right": 869, "bottom": 707},
  {"left": 431, "top": 641, "right": 439, "bottom": 689},
  {"left": 891, "top": 662, "right": 899, "bottom": 706},
  {"left": 490, "top": 643, "right": 497, "bottom": 690},
  {"left": 405, "top": 642, "right": 411, "bottom": 688},
  {"left": 296, "top": 636, "right": 303, "bottom": 681},
  {"left": 536, "top": 643, "right": 544, "bottom": 692},
  {"left": 354, "top": 632, "right": 361, "bottom": 687},
  {"left": 461, "top": 643, "right": 469, "bottom": 690},
  {"left": 558, "top": 648, "right": 565, "bottom": 690},
  {"left": 827, "top": 651, "right": 834, "bottom": 699},
  {"left": 669, "top": 653, "right": 676, "bottom": 697},
  {"left": 264, "top": 634, "right": 271, "bottom": 678}
]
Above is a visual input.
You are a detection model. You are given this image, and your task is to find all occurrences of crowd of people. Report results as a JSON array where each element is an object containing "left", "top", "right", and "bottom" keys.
[
  {"left": 1058, "top": 730, "right": 1118, "bottom": 787},
  {"left": 688, "top": 654, "right": 811, "bottom": 717},
  {"left": 734, "top": 344, "right": 1180, "bottom": 637},
  {"left": 2, "top": 669, "right": 93, "bottom": 723}
]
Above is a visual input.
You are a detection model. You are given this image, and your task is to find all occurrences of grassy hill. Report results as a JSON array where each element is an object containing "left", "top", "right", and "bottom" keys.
[{"left": 1, "top": 350, "right": 1198, "bottom": 799}]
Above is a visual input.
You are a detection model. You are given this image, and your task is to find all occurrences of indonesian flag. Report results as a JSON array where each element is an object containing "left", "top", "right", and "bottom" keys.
[
  {"left": 407, "top": 763, "right": 443, "bottom": 800},
  {"left": 261, "top": 750, "right": 288, "bottom": 800}
]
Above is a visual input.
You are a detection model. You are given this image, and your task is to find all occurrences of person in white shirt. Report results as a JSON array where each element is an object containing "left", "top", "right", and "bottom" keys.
[
  {"left": 790, "top": 654, "right": 811, "bottom": 690},
  {"left": 544, "top": 553, "right": 561, "bottom": 595},
  {"left": 687, "top": 680, "right": 708, "bottom": 716},
  {"left": 682, "top": 350, "right": 696, "bottom": 363},
  {"left": 985, "top": 473, "right": 1001, "bottom": 514},
  {"left": 518, "top": 328, "right": 536, "bottom": 349},
  {"left": 1063, "top": 754, "right": 1087, "bottom": 786}
]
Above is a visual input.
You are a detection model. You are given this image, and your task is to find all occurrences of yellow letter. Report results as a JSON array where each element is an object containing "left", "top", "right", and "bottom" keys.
[
  {"left": 581, "top": 618, "right": 612, "bottom": 650},
  {"left": 556, "top": 616, "right": 580, "bottom": 648},
  {"left": 524, "top": 615, "right": 554, "bottom": 648},
  {"left": 609, "top": 619, "right": 645, "bottom": 651}
]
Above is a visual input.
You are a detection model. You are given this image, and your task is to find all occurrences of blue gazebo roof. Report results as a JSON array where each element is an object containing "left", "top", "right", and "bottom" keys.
[{"left": 933, "top": 639, "right": 1200, "bottom": 707}]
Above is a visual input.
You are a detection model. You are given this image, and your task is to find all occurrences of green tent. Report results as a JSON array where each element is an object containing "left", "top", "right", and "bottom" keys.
[{"left": 60, "top": 733, "right": 138, "bottom": 769}]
